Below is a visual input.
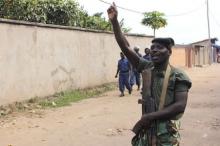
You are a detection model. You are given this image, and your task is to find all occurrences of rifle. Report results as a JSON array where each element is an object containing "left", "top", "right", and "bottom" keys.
[
  {"left": 139, "top": 69, "right": 154, "bottom": 114},
  {"left": 131, "top": 68, "right": 156, "bottom": 146},
  {"left": 132, "top": 65, "right": 172, "bottom": 146},
  {"left": 139, "top": 68, "right": 156, "bottom": 146}
]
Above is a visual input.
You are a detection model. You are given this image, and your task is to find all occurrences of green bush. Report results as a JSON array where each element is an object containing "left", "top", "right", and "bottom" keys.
[{"left": 0, "top": 0, "right": 130, "bottom": 32}]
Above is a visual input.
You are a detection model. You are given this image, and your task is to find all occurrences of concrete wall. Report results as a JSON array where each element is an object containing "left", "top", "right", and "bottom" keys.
[
  {"left": 170, "top": 47, "right": 186, "bottom": 68},
  {"left": 0, "top": 19, "right": 153, "bottom": 105}
]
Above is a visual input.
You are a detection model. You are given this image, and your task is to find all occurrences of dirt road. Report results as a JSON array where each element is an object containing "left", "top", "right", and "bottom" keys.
[{"left": 0, "top": 64, "right": 220, "bottom": 146}]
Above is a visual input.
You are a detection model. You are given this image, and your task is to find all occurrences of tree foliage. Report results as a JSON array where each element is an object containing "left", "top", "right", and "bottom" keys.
[
  {"left": 0, "top": 0, "right": 86, "bottom": 25},
  {"left": 0, "top": 0, "right": 130, "bottom": 32},
  {"left": 141, "top": 11, "right": 167, "bottom": 37},
  {"left": 120, "top": 18, "right": 131, "bottom": 33}
]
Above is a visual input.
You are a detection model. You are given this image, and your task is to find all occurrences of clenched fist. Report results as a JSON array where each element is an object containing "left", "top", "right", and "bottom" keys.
[{"left": 107, "top": 2, "right": 118, "bottom": 21}]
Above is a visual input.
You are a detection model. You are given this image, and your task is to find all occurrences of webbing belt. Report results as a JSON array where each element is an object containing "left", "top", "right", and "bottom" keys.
[{"left": 159, "top": 64, "right": 171, "bottom": 110}]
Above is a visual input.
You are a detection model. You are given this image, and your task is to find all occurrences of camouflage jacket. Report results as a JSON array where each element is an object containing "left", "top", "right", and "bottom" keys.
[{"left": 135, "top": 58, "right": 192, "bottom": 146}]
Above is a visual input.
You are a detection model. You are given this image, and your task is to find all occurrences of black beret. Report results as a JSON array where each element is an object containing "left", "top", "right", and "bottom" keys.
[{"left": 152, "top": 37, "right": 175, "bottom": 50}]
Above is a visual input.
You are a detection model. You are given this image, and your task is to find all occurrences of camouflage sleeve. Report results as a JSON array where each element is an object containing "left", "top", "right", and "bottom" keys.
[
  {"left": 175, "top": 69, "right": 192, "bottom": 92},
  {"left": 136, "top": 58, "right": 154, "bottom": 73},
  {"left": 175, "top": 82, "right": 190, "bottom": 92}
]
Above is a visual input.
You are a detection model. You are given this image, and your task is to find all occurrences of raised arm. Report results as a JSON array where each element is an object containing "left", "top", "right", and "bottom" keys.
[{"left": 107, "top": 2, "right": 139, "bottom": 67}]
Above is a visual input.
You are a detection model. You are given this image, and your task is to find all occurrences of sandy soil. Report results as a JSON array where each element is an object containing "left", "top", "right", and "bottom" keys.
[{"left": 0, "top": 64, "right": 220, "bottom": 146}]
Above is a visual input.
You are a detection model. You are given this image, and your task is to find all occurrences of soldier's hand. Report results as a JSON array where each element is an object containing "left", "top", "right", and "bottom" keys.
[
  {"left": 141, "top": 114, "right": 153, "bottom": 129},
  {"left": 107, "top": 2, "right": 118, "bottom": 21},
  {"left": 132, "top": 120, "right": 143, "bottom": 135},
  {"left": 132, "top": 114, "right": 153, "bottom": 134}
]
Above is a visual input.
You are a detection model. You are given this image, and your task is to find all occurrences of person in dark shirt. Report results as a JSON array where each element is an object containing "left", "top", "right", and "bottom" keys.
[
  {"left": 133, "top": 46, "right": 142, "bottom": 90},
  {"left": 115, "top": 52, "right": 132, "bottom": 97},
  {"left": 143, "top": 47, "right": 152, "bottom": 61}
]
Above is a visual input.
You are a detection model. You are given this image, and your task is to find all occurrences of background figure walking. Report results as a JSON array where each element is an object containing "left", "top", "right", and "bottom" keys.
[
  {"left": 115, "top": 52, "right": 132, "bottom": 97},
  {"left": 130, "top": 65, "right": 136, "bottom": 90},
  {"left": 133, "top": 46, "right": 142, "bottom": 90}
]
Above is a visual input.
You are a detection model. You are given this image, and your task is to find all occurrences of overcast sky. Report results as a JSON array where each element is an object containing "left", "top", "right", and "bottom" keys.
[{"left": 76, "top": 0, "right": 220, "bottom": 44}]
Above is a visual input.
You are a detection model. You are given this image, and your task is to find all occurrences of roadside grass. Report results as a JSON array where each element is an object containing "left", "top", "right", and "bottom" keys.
[
  {"left": 0, "top": 83, "right": 117, "bottom": 117},
  {"left": 39, "top": 83, "right": 116, "bottom": 108}
]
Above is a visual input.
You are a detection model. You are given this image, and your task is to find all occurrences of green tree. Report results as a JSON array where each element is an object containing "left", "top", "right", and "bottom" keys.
[
  {"left": 141, "top": 11, "right": 167, "bottom": 37},
  {"left": 0, "top": 0, "right": 80, "bottom": 25},
  {"left": 85, "top": 12, "right": 111, "bottom": 31},
  {"left": 119, "top": 18, "right": 131, "bottom": 33},
  {"left": 0, "top": 0, "right": 131, "bottom": 32}
]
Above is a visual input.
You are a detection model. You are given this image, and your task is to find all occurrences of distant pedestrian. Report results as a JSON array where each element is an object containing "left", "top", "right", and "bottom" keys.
[
  {"left": 115, "top": 52, "right": 132, "bottom": 97},
  {"left": 134, "top": 46, "right": 142, "bottom": 57},
  {"left": 143, "top": 47, "right": 151, "bottom": 61},
  {"left": 130, "top": 65, "right": 136, "bottom": 90},
  {"left": 133, "top": 46, "right": 142, "bottom": 90}
]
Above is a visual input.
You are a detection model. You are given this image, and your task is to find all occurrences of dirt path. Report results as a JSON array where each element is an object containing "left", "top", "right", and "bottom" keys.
[{"left": 0, "top": 64, "right": 220, "bottom": 146}]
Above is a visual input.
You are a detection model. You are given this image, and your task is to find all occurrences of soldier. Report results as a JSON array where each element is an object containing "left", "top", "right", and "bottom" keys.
[{"left": 108, "top": 3, "right": 192, "bottom": 146}]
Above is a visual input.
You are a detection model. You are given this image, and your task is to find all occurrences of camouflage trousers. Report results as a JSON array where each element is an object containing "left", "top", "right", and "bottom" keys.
[{"left": 132, "top": 120, "right": 180, "bottom": 146}]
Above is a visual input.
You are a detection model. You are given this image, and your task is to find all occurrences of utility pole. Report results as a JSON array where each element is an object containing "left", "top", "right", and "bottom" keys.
[{"left": 206, "top": 0, "right": 212, "bottom": 64}]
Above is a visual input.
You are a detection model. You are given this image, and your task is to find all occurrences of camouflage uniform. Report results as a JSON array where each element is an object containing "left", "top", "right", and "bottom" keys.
[{"left": 134, "top": 58, "right": 192, "bottom": 146}]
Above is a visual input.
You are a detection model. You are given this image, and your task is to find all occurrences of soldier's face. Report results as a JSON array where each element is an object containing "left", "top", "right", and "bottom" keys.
[{"left": 150, "top": 42, "right": 171, "bottom": 64}]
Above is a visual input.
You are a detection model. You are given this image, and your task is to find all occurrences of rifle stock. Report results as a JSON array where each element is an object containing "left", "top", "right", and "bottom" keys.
[
  {"left": 140, "top": 69, "right": 156, "bottom": 146},
  {"left": 140, "top": 69, "right": 155, "bottom": 114}
]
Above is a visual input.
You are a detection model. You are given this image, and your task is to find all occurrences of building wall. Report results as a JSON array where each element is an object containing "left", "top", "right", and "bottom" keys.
[
  {"left": 191, "top": 40, "right": 211, "bottom": 66},
  {"left": 0, "top": 19, "right": 153, "bottom": 105},
  {"left": 170, "top": 47, "right": 186, "bottom": 68}
]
